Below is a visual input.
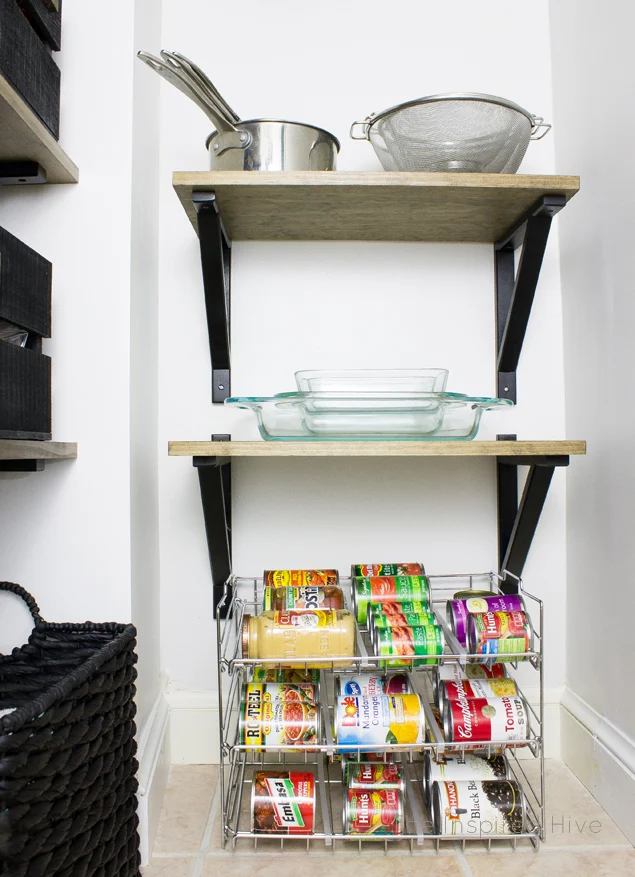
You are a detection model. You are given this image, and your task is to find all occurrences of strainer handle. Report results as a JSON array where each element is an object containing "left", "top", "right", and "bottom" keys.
[
  {"left": 530, "top": 117, "right": 551, "bottom": 140},
  {"left": 350, "top": 120, "right": 371, "bottom": 140}
]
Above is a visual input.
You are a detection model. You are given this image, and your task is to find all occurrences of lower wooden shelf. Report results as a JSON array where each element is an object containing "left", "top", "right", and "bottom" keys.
[
  {"left": 0, "top": 440, "right": 77, "bottom": 461},
  {"left": 168, "top": 439, "right": 586, "bottom": 458}
]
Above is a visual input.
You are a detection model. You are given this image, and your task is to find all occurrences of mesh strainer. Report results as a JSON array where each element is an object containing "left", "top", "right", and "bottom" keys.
[{"left": 351, "top": 93, "right": 550, "bottom": 173}]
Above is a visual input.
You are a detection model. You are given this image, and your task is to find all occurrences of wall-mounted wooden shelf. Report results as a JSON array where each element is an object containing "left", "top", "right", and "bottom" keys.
[
  {"left": 169, "top": 439, "right": 586, "bottom": 458},
  {"left": 0, "top": 73, "right": 78, "bottom": 184},
  {"left": 0, "top": 440, "right": 77, "bottom": 471},
  {"left": 173, "top": 171, "right": 579, "bottom": 243}
]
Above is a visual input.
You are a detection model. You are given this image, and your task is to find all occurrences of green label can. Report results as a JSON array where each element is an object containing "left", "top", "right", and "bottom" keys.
[
  {"left": 371, "top": 611, "right": 437, "bottom": 630},
  {"left": 375, "top": 624, "right": 444, "bottom": 668},
  {"left": 352, "top": 575, "right": 430, "bottom": 624}
]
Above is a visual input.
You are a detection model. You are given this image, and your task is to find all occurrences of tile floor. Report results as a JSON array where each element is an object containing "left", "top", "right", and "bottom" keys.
[{"left": 143, "top": 760, "right": 635, "bottom": 876}]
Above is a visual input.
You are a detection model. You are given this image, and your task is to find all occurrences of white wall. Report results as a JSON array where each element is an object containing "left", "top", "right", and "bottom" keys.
[
  {"left": 158, "top": 0, "right": 569, "bottom": 758},
  {"left": 550, "top": 0, "right": 635, "bottom": 843}
]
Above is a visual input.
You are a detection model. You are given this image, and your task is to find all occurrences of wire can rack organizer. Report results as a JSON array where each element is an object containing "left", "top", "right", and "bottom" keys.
[{"left": 214, "top": 571, "right": 545, "bottom": 852}]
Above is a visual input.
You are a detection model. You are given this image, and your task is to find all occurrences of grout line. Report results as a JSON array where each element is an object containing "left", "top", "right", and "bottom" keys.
[
  {"left": 455, "top": 845, "right": 474, "bottom": 877},
  {"left": 191, "top": 775, "right": 222, "bottom": 877}
]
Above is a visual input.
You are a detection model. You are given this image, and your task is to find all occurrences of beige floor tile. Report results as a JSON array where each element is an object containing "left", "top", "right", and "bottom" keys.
[
  {"left": 203, "top": 853, "right": 464, "bottom": 876},
  {"left": 466, "top": 849, "right": 635, "bottom": 876},
  {"left": 142, "top": 857, "right": 196, "bottom": 876},
  {"left": 153, "top": 765, "right": 219, "bottom": 855}
]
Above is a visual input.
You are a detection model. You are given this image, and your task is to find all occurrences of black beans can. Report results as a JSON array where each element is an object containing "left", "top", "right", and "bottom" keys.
[{"left": 432, "top": 779, "right": 526, "bottom": 836}]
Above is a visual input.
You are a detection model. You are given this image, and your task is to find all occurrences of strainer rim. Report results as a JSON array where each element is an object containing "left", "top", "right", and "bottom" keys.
[{"left": 363, "top": 93, "right": 538, "bottom": 129}]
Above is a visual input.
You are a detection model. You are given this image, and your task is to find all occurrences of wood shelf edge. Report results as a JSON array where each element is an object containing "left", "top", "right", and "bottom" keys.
[{"left": 0, "top": 440, "right": 78, "bottom": 461}]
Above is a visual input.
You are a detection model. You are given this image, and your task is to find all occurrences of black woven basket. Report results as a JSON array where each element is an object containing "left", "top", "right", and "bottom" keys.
[{"left": 0, "top": 582, "right": 141, "bottom": 877}]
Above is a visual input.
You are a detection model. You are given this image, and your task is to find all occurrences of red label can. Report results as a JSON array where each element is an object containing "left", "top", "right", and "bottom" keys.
[
  {"left": 443, "top": 695, "right": 529, "bottom": 745},
  {"left": 263, "top": 569, "right": 339, "bottom": 587},
  {"left": 252, "top": 771, "right": 315, "bottom": 834},
  {"left": 343, "top": 788, "right": 403, "bottom": 835},
  {"left": 346, "top": 763, "right": 405, "bottom": 791}
]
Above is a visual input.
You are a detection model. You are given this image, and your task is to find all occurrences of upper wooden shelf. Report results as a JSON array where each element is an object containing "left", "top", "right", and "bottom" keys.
[
  {"left": 0, "top": 440, "right": 77, "bottom": 461},
  {"left": 0, "top": 73, "right": 78, "bottom": 184},
  {"left": 173, "top": 171, "right": 579, "bottom": 243},
  {"left": 169, "top": 440, "right": 586, "bottom": 458}
]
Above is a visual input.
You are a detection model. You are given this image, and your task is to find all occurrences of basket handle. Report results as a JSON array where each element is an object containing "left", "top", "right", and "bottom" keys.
[
  {"left": 530, "top": 117, "right": 551, "bottom": 140},
  {"left": 350, "top": 120, "right": 372, "bottom": 140},
  {"left": 0, "top": 581, "right": 42, "bottom": 625}
]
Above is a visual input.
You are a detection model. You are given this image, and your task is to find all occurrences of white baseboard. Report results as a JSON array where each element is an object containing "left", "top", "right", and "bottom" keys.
[
  {"left": 137, "top": 685, "right": 171, "bottom": 866},
  {"left": 561, "top": 687, "right": 635, "bottom": 846}
]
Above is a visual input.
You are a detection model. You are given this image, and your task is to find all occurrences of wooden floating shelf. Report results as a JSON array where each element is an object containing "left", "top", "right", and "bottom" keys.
[
  {"left": 0, "top": 440, "right": 77, "bottom": 461},
  {"left": 173, "top": 171, "right": 579, "bottom": 243},
  {"left": 169, "top": 440, "right": 586, "bottom": 458},
  {"left": 0, "top": 73, "right": 78, "bottom": 184}
]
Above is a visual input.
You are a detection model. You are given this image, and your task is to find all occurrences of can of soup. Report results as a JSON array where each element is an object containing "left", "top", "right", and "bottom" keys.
[
  {"left": 263, "top": 569, "right": 339, "bottom": 587},
  {"left": 343, "top": 788, "right": 403, "bottom": 835},
  {"left": 432, "top": 779, "right": 526, "bottom": 836},
  {"left": 252, "top": 770, "right": 315, "bottom": 834},
  {"left": 438, "top": 676, "right": 519, "bottom": 714},
  {"left": 335, "top": 694, "right": 423, "bottom": 750},
  {"left": 345, "top": 762, "right": 405, "bottom": 791},
  {"left": 448, "top": 594, "right": 526, "bottom": 646},
  {"left": 242, "top": 681, "right": 318, "bottom": 704},
  {"left": 443, "top": 694, "right": 529, "bottom": 747},
  {"left": 240, "top": 685, "right": 321, "bottom": 749},
  {"left": 340, "top": 751, "right": 395, "bottom": 774},
  {"left": 335, "top": 674, "right": 411, "bottom": 697},
  {"left": 353, "top": 576, "right": 430, "bottom": 624},
  {"left": 432, "top": 663, "right": 508, "bottom": 707},
  {"left": 368, "top": 601, "right": 431, "bottom": 624},
  {"left": 374, "top": 624, "right": 444, "bottom": 668},
  {"left": 423, "top": 752, "right": 508, "bottom": 806},
  {"left": 252, "top": 667, "right": 321, "bottom": 684},
  {"left": 371, "top": 611, "right": 437, "bottom": 630},
  {"left": 467, "top": 611, "right": 534, "bottom": 662},
  {"left": 351, "top": 563, "right": 425, "bottom": 578}
]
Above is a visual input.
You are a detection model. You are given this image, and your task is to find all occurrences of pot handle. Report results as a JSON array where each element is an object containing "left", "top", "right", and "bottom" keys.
[
  {"left": 350, "top": 120, "right": 372, "bottom": 140},
  {"left": 530, "top": 117, "right": 551, "bottom": 140},
  {"left": 210, "top": 130, "right": 253, "bottom": 156}
]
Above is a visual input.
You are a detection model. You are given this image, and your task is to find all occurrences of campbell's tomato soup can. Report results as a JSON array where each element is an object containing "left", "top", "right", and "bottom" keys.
[
  {"left": 252, "top": 667, "right": 320, "bottom": 684},
  {"left": 443, "top": 695, "right": 529, "bottom": 748},
  {"left": 263, "top": 569, "right": 339, "bottom": 587},
  {"left": 375, "top": 624, "right": 444, "bottom": 668},
  {"left": 343, "top": 788, "right": 403, "bottom": 835},
  {"left": 335, "top": 694, "right": 423, "bottom": 750},
  {"left": 432, "top": 780, "right": 526, "bottom": 836},
  {"left": 252, "top": 771, "right": 315, "bottom": 834},
  {"left": 468, "top": 610, "right": 534, "bottom": 662},
  {"left": 351, "top": 562, "right": 425, "bottom": 578},
  {"left": 335, "top": 673, "right": 411, "bottom": 697},
  {"left": 439, "top": 676, "right": 519, "bottom": 713},
  {"left": 240, "top": 684, "right": 321, "bottom": 749},
  {"left": 432, "top": 663, "right": 507, "bottom": 707},
  {"left": 448, "top": 594, "right": 525, "bottom": 646},
  {"left": 423, "top": 752, "right": 508, "bottom": 806},
  {"left": 353, "top": 576, "right": 430, "bottom": 624},
  {"left": 346, "top": 762, "right": 405, "bottom": 791}
]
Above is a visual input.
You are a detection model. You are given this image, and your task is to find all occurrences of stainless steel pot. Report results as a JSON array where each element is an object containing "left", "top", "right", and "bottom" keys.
[{"left": 206, "top": 119, "right": 340, "bottom": 171}]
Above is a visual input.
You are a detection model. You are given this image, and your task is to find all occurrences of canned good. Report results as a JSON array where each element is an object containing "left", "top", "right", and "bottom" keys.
[
  {"left": 432, "top": 779, "right": 526, "bottom": 836},
  {"left": 252, "top": 770, "right": 315, "bottom": 834},
  {"left": 335, "top": 673, "right": 411, "bottom": 697},
  {"left": 432, "top": 663, "right": 507, "bottom": 707},
  {"left": 240, "top": 685, "right": 321, "bottom": 749},
  {"left": 351, "top": 563, "right": 424, "bottom": 578},
  {"left": 448, "top": 594, "right": 526, "bottom": 646},
  {"left": 335, "top": 694, "right": 423, "bottom": 750},
  {"left": 263, "top": 584, "right": 345, "bottom": 612},
  {"left": 467, "top": 610, "right": 534, "bottom": 662},
  {"left": 443, "top": 695, "right": 529, "bottom": 747},
  {"left": 339, "top": 751, "right": 395, "bottom": 772},
  {"left": 453, "top": 589, "right": 495, "bottom": 599},
  {"left": 346, "top": 762, "right": 405, "bottom": 791},
  {"left": 353, "top": 576, "right": 430, "bottom": 624},
  {"left": 422, "top": 752, "right": 508, "bottom": 805},
  {"left": 252, "top": 667, "right": 320, "bottom": 684},
  {"left": 371, "top": 611, "right": 437, "bottom": 630},
  {"left": 368, "top": 601, "right": 430, "bottom": 623},
  {"left": 343, "top": 788, "right": 403, "bottom": 835},
  {"left": 439, "top": 677, "right": 519, "bottom": 714},
  {"left": 263, "top": 569, "right": 339, "bottom": 587},
  {"left": 242, "top": 681, "right": 318, "bottom": 704},
  {"left": 374, "top": 624, "right": 444, "bottom": 668}
]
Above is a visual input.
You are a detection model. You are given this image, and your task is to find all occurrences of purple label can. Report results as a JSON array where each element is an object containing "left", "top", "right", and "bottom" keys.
[{"left": 447, "top": 594, "right": 525, "bottom": 646}]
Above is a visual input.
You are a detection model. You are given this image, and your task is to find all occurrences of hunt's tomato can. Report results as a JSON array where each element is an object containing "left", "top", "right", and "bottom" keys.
[
  {"left": 343, "top": 788, "right": 403, "bottom": 835},
  {"left": 432, "top": 779, "right": 526, "bottom": 836},
  {"left": 240, "top": 684, "right": 321, "bottom": 750},
  {"left": 374, "top": 624, "right": 444, "bottom": 668},
  {"left": 263, "top": 569, "right": 339, "bottom": 587},
  {"left": 423, "top": 752, "right": 508, "bottom": 806},
  {"left": 432, "top": 663, "right": 508, "bottom": 707},
  {"left": 448, "top": 594, "right": 526, "bottom": 646},
  {"left": 345, "top": 762, "right": 405, "bottom": 791},
  {"left": 353, "top": 575, "right": 430, "bottom": 624},
  {"left": 443, "top": 694, "right": 530, "bottom": 747},
  {"left": 335, "top": 673, "right": 411, "bottom": 697},
  {"left": 439, "top": 676, "right": 519, "bottom": 714},
  {"left": 252, "top": 771, "right": 315, "bottom": 834},
  {"left": 351, "top": 563, "right": 425, "bottom": 578},
  {"left": 335, "top": 694, "right": 423, "bottom": 750},
  {"left": 467, "top": 610, "right": 534, "bottom": 662}
]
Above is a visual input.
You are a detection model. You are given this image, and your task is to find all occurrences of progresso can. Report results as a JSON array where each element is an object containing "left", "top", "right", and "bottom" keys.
[
  {"left": 343, "top": 788, "right": 403, "bottom": 835},
  {"left": 336, "top": 673, "right": 411, "bottom": 697},
  {"left": 263, "top": 569, "right": 339, "bottom": 587},
  {"left": 432, "top": 779, "right": 526, "bottom": 836},
  {"left": 432, "top": 663, "right": 508, "bottom": 707},
  {"left": 422, "top": 752, "right": 508, "bottom": 806},
  {"left": 252, "top": 770, "right": 315, "bottom": 834},
  {"left": 252, "top": 667, "right": 320, "bottom": 684},
  {"left": 335, "top": 694, "right": 423, "bottom": 751},
  {"left": 448, "top": 594, "right": 526, "bottom": 646},
  {"left": 371, "top": 611, "right": 437, "bottom": 630},
  {"left": 353, "top": 576, "right": 430, "bottom": 624},
  {"left": 345, "top": 762, "right": 405, "bottom": 791},
  {"left": 443, "top": 694, "right": 530, "bottom": 748},
  {"left": 351, "top": 563, "right": 425, "bottom": 578},
  {"left": 368, "top": 601, "right": 430, "bottom": 622},
  {"left": 374, "top": 624, "right": 444, "bottom": 668},
  {"left": 240, "top": 684, "right": 321, "bottom": 749},
  {"left": 438, "top": 676, "right": 519, "bottom": 714},
  {"left": 467, "top": 610, "right": 534, "bottom": 662}
]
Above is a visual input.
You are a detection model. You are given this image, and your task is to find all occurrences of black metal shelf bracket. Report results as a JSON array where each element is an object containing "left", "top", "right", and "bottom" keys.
[
  {"left": 194, "top": 435, "right": 232, "bottom": 618},
  {"left": 496, "top": 435, "right": 569, "bottom": 593},
  {"left": 0, "top": 459, "right": 45, "bottom": 471},
  {"left": 0, "top": 161, "right": 47, "bottom": 185},
  {"left": 495, "top": 194, "right": 567, "bottom": 403},
  {"left": 193, "top": 192, "right": 231, "bottom": 403}
]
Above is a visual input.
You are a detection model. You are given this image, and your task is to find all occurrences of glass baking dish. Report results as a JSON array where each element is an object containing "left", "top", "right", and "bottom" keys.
[
  {"left": 295, "top": 369, "right": 449, "bottom": 395},
  {"left": 225, "top": 392, "right": 512, "bottom": 440}
]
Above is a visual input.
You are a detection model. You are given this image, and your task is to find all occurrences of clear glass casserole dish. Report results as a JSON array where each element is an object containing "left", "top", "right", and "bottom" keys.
[{"left": 294, "top": 369, "right": 449, "bottom": 395}]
